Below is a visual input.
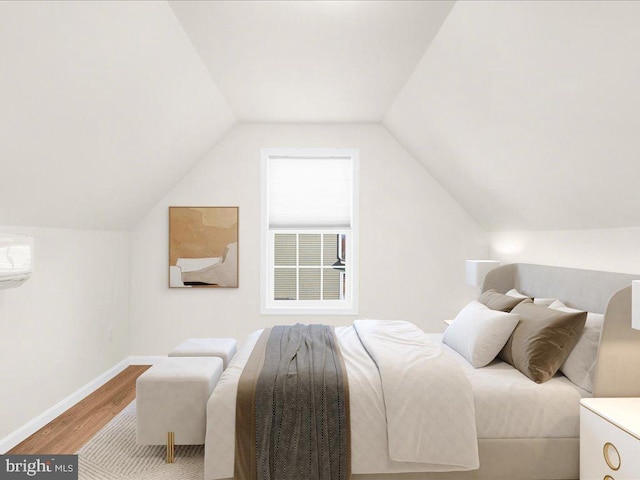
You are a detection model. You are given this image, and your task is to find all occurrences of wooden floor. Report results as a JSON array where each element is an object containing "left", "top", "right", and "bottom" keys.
[{"left": 8, "top": 365, "right": 150, "bottom": 455}]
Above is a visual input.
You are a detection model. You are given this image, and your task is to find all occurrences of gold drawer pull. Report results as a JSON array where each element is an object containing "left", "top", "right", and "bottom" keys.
[
  {"left": 603, "top": 442, "right": 621, "bottom": 470},
  {"left": 603, "top": 475, "right": 615, "bottom": 480}
]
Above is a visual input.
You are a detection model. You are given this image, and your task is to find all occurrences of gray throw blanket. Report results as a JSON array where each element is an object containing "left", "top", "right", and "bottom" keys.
[{"left": 235, "top": 324, "right": 351, "bottom": 480}]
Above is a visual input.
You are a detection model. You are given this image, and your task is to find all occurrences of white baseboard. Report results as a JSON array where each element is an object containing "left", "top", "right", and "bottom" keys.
[
  {"left": 0, "top": 358, "right": 130, "bottom": 454},
  {"left": 0, "top": 355, "right": 167, "bottom": 453},
  {"left": 128, "top": 356, "right": 164, "bottom": 365}
]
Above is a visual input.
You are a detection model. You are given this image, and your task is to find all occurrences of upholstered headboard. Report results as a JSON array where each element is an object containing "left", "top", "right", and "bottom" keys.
[{"left": 483, "top": 263, "right": 640, "bottom": 397}]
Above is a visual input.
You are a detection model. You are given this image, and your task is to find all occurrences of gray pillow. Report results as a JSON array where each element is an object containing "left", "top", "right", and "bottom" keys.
[
  {"left": 549, "top": 300, "right": 603, "bottom": 392},
  {"left": 478, "top": 289, "right": 528, "bottom": 312},
  {"left": 499, "top": 302, "right": 587, "bottom": 384}
]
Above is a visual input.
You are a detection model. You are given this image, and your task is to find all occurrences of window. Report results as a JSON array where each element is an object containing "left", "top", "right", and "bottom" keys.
[{"left": 261, "top": 148, "right": 358, "bottom": 314}]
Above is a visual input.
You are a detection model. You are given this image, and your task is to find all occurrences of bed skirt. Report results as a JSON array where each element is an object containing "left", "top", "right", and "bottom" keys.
[
  {"left": 217, "top": 438, "right": 578, "bottom": 480},
  {"left": 353, "top": 438, "right": 579, "bottom": 480}
]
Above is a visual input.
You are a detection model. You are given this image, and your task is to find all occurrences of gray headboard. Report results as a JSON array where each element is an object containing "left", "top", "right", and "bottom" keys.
[{"left": 483, "top": 263, "right": 640, "bottom": 397}]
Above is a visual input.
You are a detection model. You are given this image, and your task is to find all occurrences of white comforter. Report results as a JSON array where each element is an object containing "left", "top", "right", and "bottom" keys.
[
  {"left": 205, "top": 321, "right": 480, "bottom": 479},
  {"left": 353, "top": 320, "right": 478, "bottom": 468}
]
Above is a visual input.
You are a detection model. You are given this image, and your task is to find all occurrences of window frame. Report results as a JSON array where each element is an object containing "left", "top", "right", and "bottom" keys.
[{"left": 260, "top": 148, "right": 359, "bottom": 315}]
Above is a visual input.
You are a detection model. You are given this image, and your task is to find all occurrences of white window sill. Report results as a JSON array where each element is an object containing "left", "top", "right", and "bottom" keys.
[{"left": 261, "top": 306, "right": 358, "bottom": 316}]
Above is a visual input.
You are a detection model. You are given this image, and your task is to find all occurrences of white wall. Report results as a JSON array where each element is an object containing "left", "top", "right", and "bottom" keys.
[
  {"left": 0, "top": 226, "right": 129, "bottom": 441},
  {"left": 129, "top": 124, "right": 487, "bottom": 354},
  {"left": 490, "top": 228, "right": 640, "bottom": 274}
]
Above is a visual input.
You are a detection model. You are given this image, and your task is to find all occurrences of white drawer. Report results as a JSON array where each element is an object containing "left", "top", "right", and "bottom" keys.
[{"left": 581, "top": 406, "right": 640, "bottom": 480}]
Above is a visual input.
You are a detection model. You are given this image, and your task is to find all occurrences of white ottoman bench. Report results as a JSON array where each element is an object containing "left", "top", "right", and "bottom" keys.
[
  {"left": 168, "top": 337, "right": 237, "bottom": 368},
  {"left": 136, "top": 357, "right": 223, "bottom": 462}
]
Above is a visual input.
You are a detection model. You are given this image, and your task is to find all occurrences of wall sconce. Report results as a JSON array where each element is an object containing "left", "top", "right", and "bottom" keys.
[
  {"left": 633, "top": 280, "right": 640, "bottom": 330},
  {"left": 465, "top": 260, "right": 500, "bottom": 288}
]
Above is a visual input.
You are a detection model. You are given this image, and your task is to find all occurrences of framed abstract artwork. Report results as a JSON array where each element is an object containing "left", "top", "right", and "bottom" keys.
[{"left": 169, "top": 206, "right": 239, "bottom": 288}]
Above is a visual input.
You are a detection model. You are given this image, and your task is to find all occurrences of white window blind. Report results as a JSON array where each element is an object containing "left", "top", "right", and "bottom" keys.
[{"left": 268, "top": 156, "right": 353, "bottom": 228}]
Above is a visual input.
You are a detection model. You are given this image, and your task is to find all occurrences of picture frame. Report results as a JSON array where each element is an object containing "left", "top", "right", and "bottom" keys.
[{"left": 168, "top": 206, "right": 239, "bottom": 288}]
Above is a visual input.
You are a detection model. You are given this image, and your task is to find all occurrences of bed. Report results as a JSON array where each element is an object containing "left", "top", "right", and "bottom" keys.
[{"left": 204, "top": 263, "right": 640, "bottom": 480}]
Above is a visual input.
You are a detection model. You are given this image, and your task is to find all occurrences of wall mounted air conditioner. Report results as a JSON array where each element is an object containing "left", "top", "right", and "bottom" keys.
[{"left": 0, "top": 234, "right": 34, "bottom": 289}]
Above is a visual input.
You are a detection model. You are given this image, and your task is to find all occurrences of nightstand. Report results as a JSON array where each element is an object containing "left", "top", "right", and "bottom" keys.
[{"left": 580, "top": 398, "right": 640, "bottom": 479}]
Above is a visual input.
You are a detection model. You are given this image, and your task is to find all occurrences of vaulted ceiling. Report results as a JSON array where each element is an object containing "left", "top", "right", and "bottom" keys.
[
  {"left": 384, "top": 1, "right": 640, "bottom": 231},
  {"left": 0, "top": 1, "right": 235, "bottom": 230},
  {"left": 168, "top": 1, "right": 454, "bottom": 122},
  {"left": 2, "top": 1, "right": 639, "bottom": 232}
]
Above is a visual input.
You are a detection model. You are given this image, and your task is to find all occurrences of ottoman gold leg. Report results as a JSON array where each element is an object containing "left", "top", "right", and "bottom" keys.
[{"left": 167, "top": 432, "right": 175, "bottom": 463}]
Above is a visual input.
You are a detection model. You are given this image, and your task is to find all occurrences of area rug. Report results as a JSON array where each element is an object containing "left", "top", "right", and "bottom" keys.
[{"left": 76, "top": 402, "right": 204, "bottom": 480}]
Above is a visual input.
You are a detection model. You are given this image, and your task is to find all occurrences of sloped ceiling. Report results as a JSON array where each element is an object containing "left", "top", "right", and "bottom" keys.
[
  {"left": 169, "top": 0, "right": 454, "bottom": 123},
  {"left": 0, "top": 1, "right": 235, "bottom": 230},
  {"left": 3, "top": 1, "right": 640, "bottom": 232},
  {"left": 385, "top": 1, "right": 640, "bottom": 231}
]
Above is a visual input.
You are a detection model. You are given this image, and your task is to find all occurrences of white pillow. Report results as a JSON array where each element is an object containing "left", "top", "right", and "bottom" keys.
[
  {"left": 533, "top": 297, "right": 557, "bottom": 307},
  {"left": 506, "top": 288, "right": 528, "bottom": 299},
  {"left": 549, "top": 299, "right": 603, "bottom": 392},
  {"left": 506, "top": 288, "right": 557, "bottom": 306},
  {"left": 443, "top": 301, "right": 520, "bottom": 368}
]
